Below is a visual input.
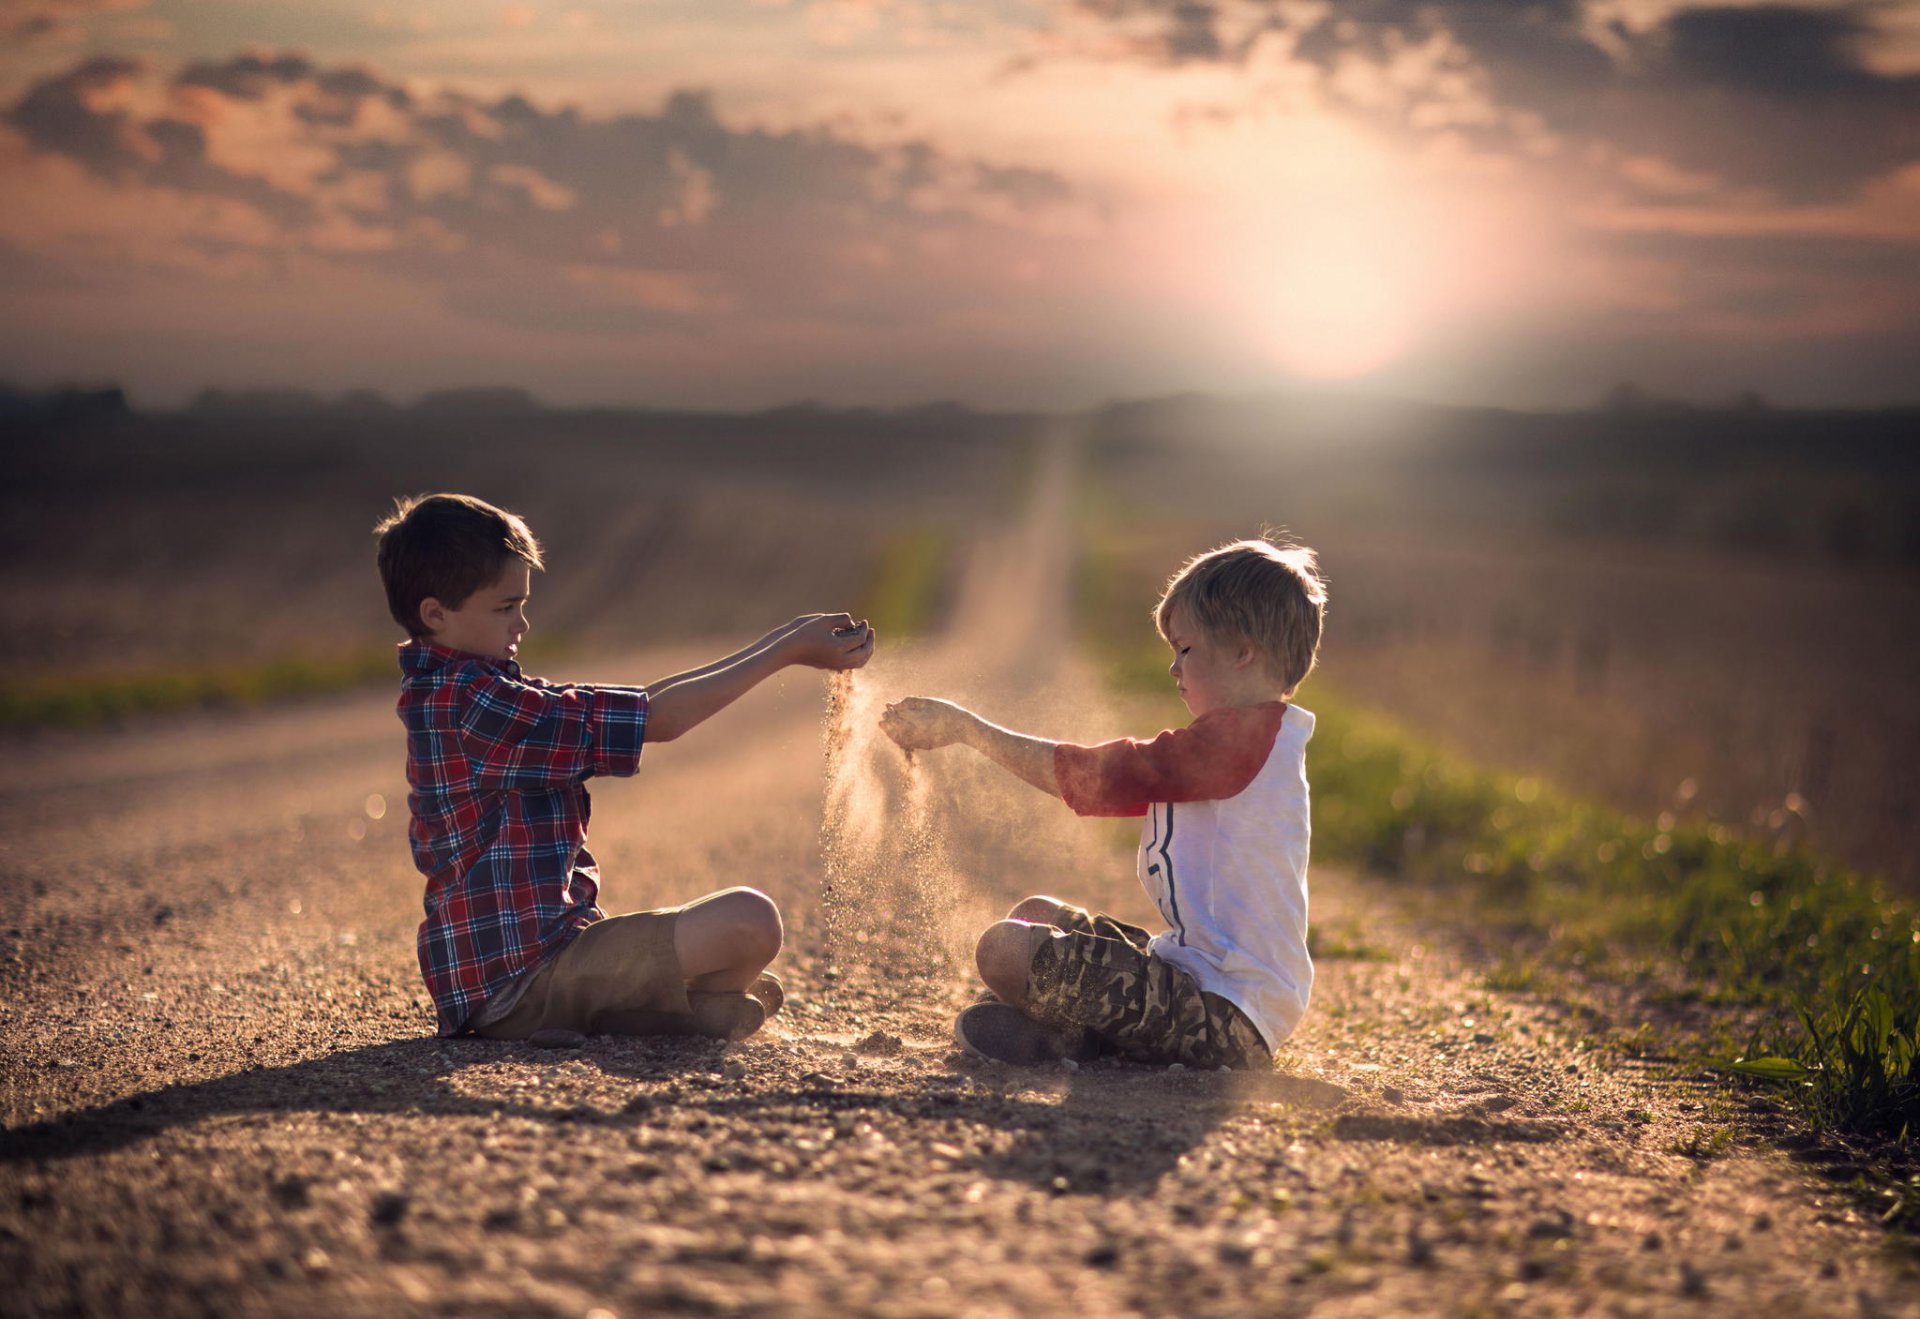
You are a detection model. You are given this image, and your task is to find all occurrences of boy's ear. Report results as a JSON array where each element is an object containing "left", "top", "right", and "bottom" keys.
[
  {"left": 418, "top": 597, "right": 448, "bottom": 634},
  {"left": 1232, "top": 640, "right": 1258, "bottom": 670}
]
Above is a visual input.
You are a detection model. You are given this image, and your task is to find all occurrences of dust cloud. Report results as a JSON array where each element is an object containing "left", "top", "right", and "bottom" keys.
[{"left": 818, "top": 670, "right": 971, "bottom": 986}]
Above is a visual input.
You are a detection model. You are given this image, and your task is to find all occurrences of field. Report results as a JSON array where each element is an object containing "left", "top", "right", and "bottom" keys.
[
  {"left": 2, "top": 399, "right": 1918, "bottom": 1316},
  {"left": 1086, "top": 394, "right": 1920, "bottom": 892}
]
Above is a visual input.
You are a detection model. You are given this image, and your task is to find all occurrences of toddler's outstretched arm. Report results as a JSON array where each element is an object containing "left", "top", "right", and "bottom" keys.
[
  {"left": 647, "top": 615, "right": 874, "bottom": 742},
  {"left": 881, "top": 697, "right": 1060, "bottom": 798}
]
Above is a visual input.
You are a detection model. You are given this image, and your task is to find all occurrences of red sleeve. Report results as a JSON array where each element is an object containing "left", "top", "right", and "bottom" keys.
[{"left": 1053, "top": 703, "right": 1286, "bottom": 818}]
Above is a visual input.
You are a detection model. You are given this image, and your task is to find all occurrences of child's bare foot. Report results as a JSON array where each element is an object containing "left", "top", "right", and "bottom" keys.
[
  {"left": 954, "top": 1002, "right": 1096, "bottom": 1066},
  {"left": 741, "top": 972, "right": 784, "bottom": 1018},
  {"left": 687, "top": 992, "right": 766, "bottom": 1042}
]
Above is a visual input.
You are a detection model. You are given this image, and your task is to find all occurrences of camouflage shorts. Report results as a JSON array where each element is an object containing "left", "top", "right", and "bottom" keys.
[{"left": 1023, "top": 905, "right": 1272, "bottom": 1071}]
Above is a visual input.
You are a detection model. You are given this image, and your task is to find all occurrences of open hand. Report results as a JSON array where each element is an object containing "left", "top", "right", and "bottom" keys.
[
  {"left": 780, "top": 614, "right": 875, "bottom": 670},
  {"left": 880, "top": 696, "right": 973, "bottom": 752}
]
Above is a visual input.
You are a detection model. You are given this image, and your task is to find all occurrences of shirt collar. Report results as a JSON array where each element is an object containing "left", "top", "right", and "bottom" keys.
[{"left": 398, "top": 639, "right": 522, "bottom": 680}]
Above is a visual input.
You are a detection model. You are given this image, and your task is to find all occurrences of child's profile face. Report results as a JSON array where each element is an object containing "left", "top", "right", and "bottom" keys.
[
  {"left": 425, "top": 561, "right": 532, "bottom": 662},
  {"left": 1164, "top": 605, "right": 1244, "bottom": 717}
]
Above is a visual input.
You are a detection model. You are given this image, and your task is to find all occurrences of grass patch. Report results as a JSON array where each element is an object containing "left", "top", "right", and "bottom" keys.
[
  {"left": 860, "top": 527, "right": 954, "bottom": 639},
  {"left": 1075, "top": 531, "right": 1918, "bottom": 1146},
  {"left": 2, "top": 651, "right": 399, "bottom": 730},
  {"left": 1301, "top": 684, "right": 1918, "bottom": 1145},
  {"left": 3, "top": 635, "right": 575, "bottom": 731}
]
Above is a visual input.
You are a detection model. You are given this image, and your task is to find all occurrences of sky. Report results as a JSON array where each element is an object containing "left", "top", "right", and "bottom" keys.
[{"left": 1, "top": 0, "right": 1916, "bottom": 410}]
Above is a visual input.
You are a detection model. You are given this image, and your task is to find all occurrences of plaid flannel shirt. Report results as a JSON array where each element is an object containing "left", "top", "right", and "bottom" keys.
[{"left": 397, "top": 641, "right": 649, "bottom": 1034}]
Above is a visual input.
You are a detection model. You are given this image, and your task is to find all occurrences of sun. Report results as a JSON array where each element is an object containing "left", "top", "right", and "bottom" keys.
[
  {"left": 1178, "top": 115, "right": 1433, "bottom": 383},
  {"left": 1244, "top": 202, "right": 1425, "bottom": 381}
]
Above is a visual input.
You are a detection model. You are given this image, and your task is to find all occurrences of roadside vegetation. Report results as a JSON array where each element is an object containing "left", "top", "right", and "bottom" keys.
[
  {"left": 0, "top": 521, "right": 958, "bottom": 733},
  {"left": 860, "top": 527, "right": 955, "bottom": 639},
  {"left": 0, "top": 650, "right": 402, "bottom": 731}
]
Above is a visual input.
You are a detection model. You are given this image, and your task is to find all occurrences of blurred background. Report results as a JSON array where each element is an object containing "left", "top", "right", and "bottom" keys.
[{"left": 2, "top": 1, "right": 1916, "bottom": 886}]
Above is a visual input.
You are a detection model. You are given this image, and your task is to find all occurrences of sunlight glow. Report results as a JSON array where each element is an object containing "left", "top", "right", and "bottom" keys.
[
  {"left": 1198, "top": 120, "right": 1433, "bottom": 382},
  {"left": 1248, "top": 205, "right": 1422, "bottom": 380}
]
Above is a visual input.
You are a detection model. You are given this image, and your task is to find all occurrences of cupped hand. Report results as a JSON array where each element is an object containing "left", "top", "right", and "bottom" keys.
[
  {"left": 880, "top": 696, "right": 971, "bottom": 751},
  {"left": 782, "top": 614, "right": 875, "bottom": 670},
  {"left": 756, "top": 614, "right": 829, "bottom": 651}
]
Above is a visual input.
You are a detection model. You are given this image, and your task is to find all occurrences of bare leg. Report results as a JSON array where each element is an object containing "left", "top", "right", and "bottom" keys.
[
  {"left": 1006, "top": 895, "right": 1071, "bottom": 925},
  {"left": 673, "top": 887, "right": 782, "bottom": 992}
]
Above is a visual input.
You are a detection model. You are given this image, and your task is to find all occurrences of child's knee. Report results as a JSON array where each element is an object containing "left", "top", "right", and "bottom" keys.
[
  {"left": 728, "top": 888, "right": 783, "bottom": 959},
  {"left": 1006, "top": 895, "right": 1066, "bottom": 924},
  {"left": 705, "top": 887, "right": 782, "bottom": 961},
  {"left": 975, "top": 919, "right": 1045, "bottom": 1001}
]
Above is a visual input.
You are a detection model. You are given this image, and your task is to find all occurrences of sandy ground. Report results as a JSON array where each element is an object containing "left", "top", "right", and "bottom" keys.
[{"left": 3, "top": 427, "right": 1916, "bottom": 1317}]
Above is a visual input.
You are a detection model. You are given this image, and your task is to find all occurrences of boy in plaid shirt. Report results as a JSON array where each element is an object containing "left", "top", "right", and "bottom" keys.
[{"left": 375, "top": 493, "right": 874, "bottom": 1041}]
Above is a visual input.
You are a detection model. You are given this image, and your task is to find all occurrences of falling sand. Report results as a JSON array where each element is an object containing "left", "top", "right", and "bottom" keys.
[{"left": 818, "top": 671, "right": 967, "bottom": 990}]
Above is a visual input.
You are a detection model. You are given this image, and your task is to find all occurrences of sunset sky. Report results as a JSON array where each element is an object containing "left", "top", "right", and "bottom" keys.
[{"left": 3, "top": 0, "right": 1916, "bottom": 409}]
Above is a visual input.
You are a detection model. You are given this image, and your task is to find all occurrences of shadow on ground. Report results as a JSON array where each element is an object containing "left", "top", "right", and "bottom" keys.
[{"left": 1, "top": 1035, "right": 1350, "bottom": 1198}]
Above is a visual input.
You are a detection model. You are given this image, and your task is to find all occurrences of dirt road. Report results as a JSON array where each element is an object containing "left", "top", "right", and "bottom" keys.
[{"left": 3, "top": 424, "right": 1914, "bottom": 1317}]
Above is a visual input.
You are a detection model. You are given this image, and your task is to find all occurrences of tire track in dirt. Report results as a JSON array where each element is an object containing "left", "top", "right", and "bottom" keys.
[{"left": 2, "top": 419, "right": 1915, "bottom": 1316}]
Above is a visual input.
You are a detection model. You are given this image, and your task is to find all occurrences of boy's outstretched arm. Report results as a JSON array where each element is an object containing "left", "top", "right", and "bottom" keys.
[
  {"left": 646, "top": 615, "right": 873, "bottom": 742},
  {"left": 644, "top": 614, "right": 833, "bottom": 697},
  {"left": 880, "top": 697, "right": 1061, "bottom": 799}
]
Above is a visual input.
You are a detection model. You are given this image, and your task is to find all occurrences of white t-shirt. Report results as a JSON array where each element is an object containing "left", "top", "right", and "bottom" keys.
[{"left": 1053, "top": 701, "right": 1314, "bottom": 1049}]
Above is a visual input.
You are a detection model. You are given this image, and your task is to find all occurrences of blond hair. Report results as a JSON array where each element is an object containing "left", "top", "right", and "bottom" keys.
[{"left": 1154, "top": 536, "right": 1327, "bottom": 695}]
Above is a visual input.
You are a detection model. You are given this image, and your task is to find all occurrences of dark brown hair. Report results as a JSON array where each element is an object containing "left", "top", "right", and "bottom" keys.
[{"left": 373, "top": 493, "right": 543, "bottom": 638}]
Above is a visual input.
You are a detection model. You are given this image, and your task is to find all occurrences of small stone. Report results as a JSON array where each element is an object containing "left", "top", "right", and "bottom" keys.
[
  {"left": 1061, "top": 1058, "right": 1079, "bottom": 1072},
  {"left": 1680, "top": 1263, "right": 1708, "bottom": 1297},
  {"left": 841, "top": 1052, "right": 859, "bottom": 1069},
  {"left": 721, "top": 1061, "right": 747, "bottom": 1081},
  {"left": 1382, "top": 1087, "right": 1406, "bottom": 1105},
  {"left": 271, "top": 1175, "right": 311, "bottom": 1209},
  {"left": 1751, "top": 1212, "right": 1773, "bottom": 1232},
  {"left": 1217, "top": 1240, "right": 1254, "bottom": 1266},
  {"left": 1527, "top": 1211, "right": 1574, "bottom": 1241},
  {"left": 1472, "top": 1033, "right": 1495, "bottom": 1044},
  {"left": 526, "top": 1028, "right": 586, "bottom": 1050},
  {"left": 1642, "top": 1231, "right": 1663, "bottom": 1251},
  {"left": 370, "top": 1191, "right": 409, "bottom": 1226},
  {"left": 1167, "top": 1063, "right": 1185, "bottom": 1071},
  {"left": 1085, "top": 1242, "right": 1120, "bottom": 1268},
  {"left": 853, "top": 1030, "right": 904, "bottom": 1056},
  {"left": 1479, "top": 1096, "right": 1518, "bottom": 1113}
]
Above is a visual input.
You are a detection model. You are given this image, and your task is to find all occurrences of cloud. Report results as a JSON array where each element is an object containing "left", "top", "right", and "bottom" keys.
[
  {"left": 2, "top": 52, "right": 1097, "bottom": 318},
  {"left": 1059, "top": 1, "right": 1920, "bottom": 200},
  {"left": 3, "top": 0, "right": 147, "bottom": 43},
  {"left": 0, "top": 48, "right": 1122, "bottom": 402}
]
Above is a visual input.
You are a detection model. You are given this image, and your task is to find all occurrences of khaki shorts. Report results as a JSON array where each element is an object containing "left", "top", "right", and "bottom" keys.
[
  {"left": 1024, "top": 905, "right": 1271, "bottom": 1071},
  {"left": 472, "top": 908, "right": 687, "bottom": 1040}
]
